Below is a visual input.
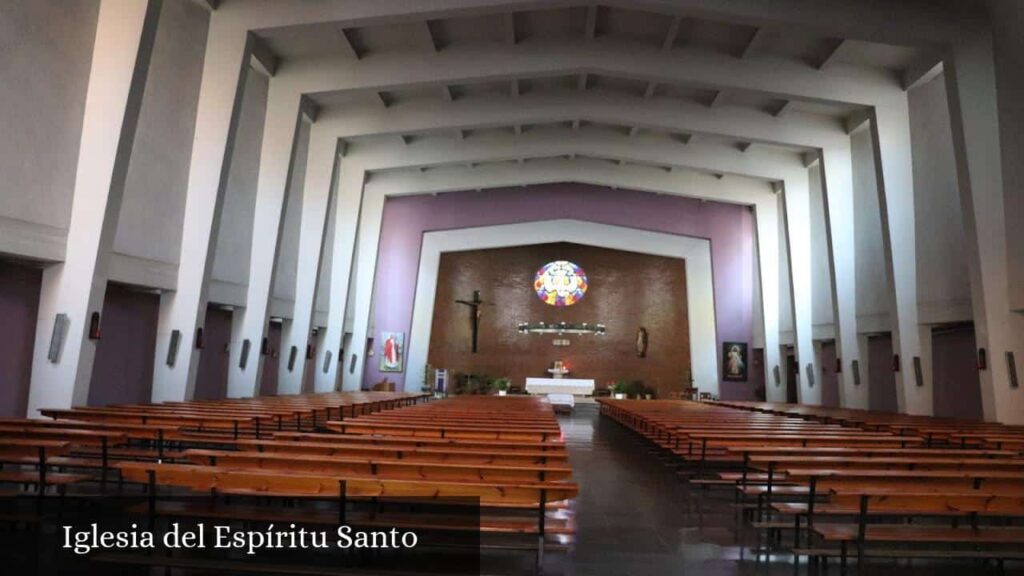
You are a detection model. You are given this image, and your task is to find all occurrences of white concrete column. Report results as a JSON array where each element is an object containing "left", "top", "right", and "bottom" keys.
[
  {"left": 226, "top": 88, "right": 305, "bottom": 398},
  {"left": 754, "top": 197, "right": 784, "bottom": 403},
  {"left": 278, "top": 128, "right": 341, "bottom": 394},
  {"left": 26, "top": 0, "right": 161, "bottom": 415},
  {"left": 944, "top": 28, "right": 1024, "bottom": 424},
  {"left": 315, "top": 164, "right": 367, "bottom": 392},
  {"left": 337, "top": 177, "right": 385, "bottom": 391},
  {"left": 856, "top": 333, "right": 871, "bottom": 400},
  {"left": 781, "top": 172, "right": 821, "bottom": 405},
  {"left": 819, "top": 145, "right": 869, "bottom": 409},
  {"left": 869, "top": 101, "right": 930, "bottom": 415},
  {"left": 151, "top": 23, "right": 253, "bottom": 403}
]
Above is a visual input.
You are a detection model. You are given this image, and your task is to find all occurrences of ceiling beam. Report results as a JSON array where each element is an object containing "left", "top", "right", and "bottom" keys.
[
  {"left": 375, "top": 92, "right": 391, "bottom": 108},
  {"left": 280, "top": 38, "right": 904, "bottom": 108},
  {"left": 628, "top": 125, "right": 640, "bottom": 138},
  {"left": 400, "top": 134, "right": 412, "bottom": 145},
  {"left": 708, "top": 90, "right": 726, "bottom": 108},
  {"left": 662, "top": 15, "right": 683, "bottom": 51},
  {"left": 814, "top": 38, "right": 846, "bottom": 70},
  {"left": 232, "top": 0, "right": 966, "bottom": 50},
  {"left": 327, "top": 90, "right": 845, "bottom": 150},
  {"left": 741, "top": 27, "right": 769, "bottom": 59},
  {"left": 513, "top": 124, "right": 523, "bottom": 135},
  {"left": 510, "top": 78, "right": 520, "bottom": 97},
  {"left": 336, "top": 27, "right": 362, "bottom": 60},
  {"left": 441, "top": 85, "right": 454, "bottom": 102},
  {"left": 504, "top": 12, "right": 517, "bottom": 45},
  {"left": 902, "top": 51, "right": 944, "bottom": 91},
  {"left": 250, "top": 37, "right": 279, "bottom": 77},
  {"left": 584, "top": 5, "right": 599, "bottom": 39},
  {"left": 577, "top": 73, "right": 589, "bottom": 91},
  {"left": 737, "top": 141, "right": 753, "bottom": 153},
  {"left": 643, "top": 81, "right": 658, "bottom": 99},
  {"left": 772, "top": 100, "right": 794, "bottom": 118},
  {"left": 424, "top": 20, "right": 440, "bottom": 52}
]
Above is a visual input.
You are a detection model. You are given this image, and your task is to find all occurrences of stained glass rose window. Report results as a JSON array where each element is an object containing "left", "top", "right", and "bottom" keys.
[{"left": 534, "top": 260, "right": 588, "bottom": 306}]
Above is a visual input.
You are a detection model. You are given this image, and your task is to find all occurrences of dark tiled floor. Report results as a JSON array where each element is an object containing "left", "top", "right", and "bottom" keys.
[{"left": 502, "top": 404, "right": 1023, "bottom": 576}]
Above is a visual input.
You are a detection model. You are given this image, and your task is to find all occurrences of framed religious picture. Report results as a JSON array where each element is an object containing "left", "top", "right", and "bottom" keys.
[
  {"left": 379, "top": 332, "right": 405, "bottom": 372},
  {"left": 722, "top": 342, "right": 748, "bottom": 382}
]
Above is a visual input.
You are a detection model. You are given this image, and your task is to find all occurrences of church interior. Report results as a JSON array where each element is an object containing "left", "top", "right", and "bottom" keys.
[{"left": 1, "top": 0, "right": 1023, "bottom": 574}]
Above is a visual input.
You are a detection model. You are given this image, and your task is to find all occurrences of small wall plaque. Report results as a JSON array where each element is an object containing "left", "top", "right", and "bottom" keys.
[
  {"left": 166, "top": 329, "right": 181, "bottom": 367},
  {"left": 239, "top": 339, "right": 251, "bottom": 369},
  {"left": 553, "top": 339, "right": 571, "bottom": 347},
  {"left": 48, "top": 313, "right": 69, "bottom": 363},
  {"left": 287, "top": 346, "right": 298, "bottom": 372}
]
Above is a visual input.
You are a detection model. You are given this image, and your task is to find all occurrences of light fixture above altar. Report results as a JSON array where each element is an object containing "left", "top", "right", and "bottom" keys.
[{"left": 516, "top": 321, "right": 606, "bottom": 336}]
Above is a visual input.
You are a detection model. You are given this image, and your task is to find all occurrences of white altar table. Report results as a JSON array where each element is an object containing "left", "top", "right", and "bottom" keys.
[{"left": 525, "top": 377, "right": 595, "bottom": 396}]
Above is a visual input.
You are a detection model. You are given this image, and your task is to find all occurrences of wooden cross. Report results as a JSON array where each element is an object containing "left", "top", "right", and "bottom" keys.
[{"left": 454, "top": 290, "right": 487, "bottom": 353}]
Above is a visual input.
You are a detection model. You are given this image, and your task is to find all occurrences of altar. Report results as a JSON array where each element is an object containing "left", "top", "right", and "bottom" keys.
[{"left": 525, "top": 377, "right": 595, "bottom": 396}]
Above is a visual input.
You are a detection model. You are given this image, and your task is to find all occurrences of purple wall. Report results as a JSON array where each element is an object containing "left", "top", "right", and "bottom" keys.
[
  {"left": 367, "top": 183, "right": 756, "bottom": 399},
  {"left": 87, "top": 284, "right": 159, "bottom": 406},
  {"left": 0, "top": 261, "right": 42, "bottom": 417},
  {"left": 932, "top": 326, "right": 983, "bottom": 420}
]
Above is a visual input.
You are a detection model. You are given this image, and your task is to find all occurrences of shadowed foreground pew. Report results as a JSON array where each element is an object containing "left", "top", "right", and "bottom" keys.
[{"left": 598, "top": 398, "right": 1024, "bottom": 574}]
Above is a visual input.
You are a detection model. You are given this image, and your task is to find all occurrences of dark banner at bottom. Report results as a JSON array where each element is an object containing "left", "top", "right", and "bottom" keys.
[{"left": 1, "top": 494, "right": 482, "bottom": 575}]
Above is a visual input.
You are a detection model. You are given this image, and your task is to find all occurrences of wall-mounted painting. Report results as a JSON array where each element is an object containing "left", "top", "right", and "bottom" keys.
[
  {"left": 380, "top": 331, "right": 405, "bottom": 372},
  {"left": 723, "top": 342, "right": 748, "bottom": 382}
]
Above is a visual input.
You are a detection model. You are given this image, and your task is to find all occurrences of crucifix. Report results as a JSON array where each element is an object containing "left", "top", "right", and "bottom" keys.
[{"left": 455, "top": 290, "right": 487, "bottom": 353}]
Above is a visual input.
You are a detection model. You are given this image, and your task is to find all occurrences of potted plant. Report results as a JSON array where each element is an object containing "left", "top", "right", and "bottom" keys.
[
  {"left": 494, "top": 377, "right": 511, "bottom": 396},
  {"left": 612, "top": 380, "right": 629, "bottom": 400}
]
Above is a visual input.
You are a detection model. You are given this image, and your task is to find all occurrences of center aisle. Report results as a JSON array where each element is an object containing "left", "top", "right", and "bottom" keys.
[{"left": 553, "top": 403, "right": 764, "bottom": 576}]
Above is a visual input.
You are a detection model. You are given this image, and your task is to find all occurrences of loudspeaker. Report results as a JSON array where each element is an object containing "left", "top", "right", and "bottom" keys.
[
  {"left": 195, "top": 327, "right": 204, "bottom": 349},
  {"left": 261, "top": 337, "right": 270, "bottom": 356},
  {"left": 239, "top": 339, "right": 251, "bottom": 369},
  {"left": 892, "top": 354, "right": 901, "bottom": 372},
  {"left": 166, "top": 329, "right": 181, "bottom": 366},
  {"left": 913, "top": 356, "right": 923, "bottom": 387},
  {"left": 978, "top": 348, "right": 987, "bottom": 370},
  {"left": 287, "top": 346, "right": 298, "bottom": 372},
  {"left": 322, "top": 350, "right": 333, "bottom": 373},
  {"left": 47, "top": 313, "right": 69, "bottom": 363},
  {"left": 852, "top": 360, "right": 861, "bottom": 385},
  {"left": 350, "top": 353, "right": 358, "bottom": 374},
  {"left": 805, "top": 363, "right": 815, "bottom": 387},
  {"left": 1008, "top": 352, "right": 1019, "bottom": 389},
  {"left": 772, "top": 365, "right": 781, "bottom": 386},
  {"left": 835, "top": 357, "right": 842, "bottom": 373}
]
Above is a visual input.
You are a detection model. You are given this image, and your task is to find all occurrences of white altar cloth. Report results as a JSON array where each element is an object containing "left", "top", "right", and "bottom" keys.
[{"left": 525, "top": 377, "right": 595, "bottom": 396}]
